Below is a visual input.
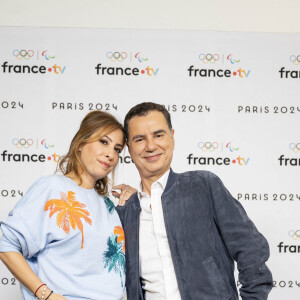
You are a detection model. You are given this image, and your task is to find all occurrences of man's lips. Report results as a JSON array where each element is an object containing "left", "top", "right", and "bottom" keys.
[
  {"left": 98, "top": 160, "right": 111, "bottom": 168},
  {"left": 143, "top": 154, "right": 162, "bottom": 161}
]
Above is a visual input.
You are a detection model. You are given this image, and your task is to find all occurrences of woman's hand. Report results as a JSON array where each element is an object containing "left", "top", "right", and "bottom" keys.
[{"left": 112, "top": 184, "right": 137, "bottom": 206}]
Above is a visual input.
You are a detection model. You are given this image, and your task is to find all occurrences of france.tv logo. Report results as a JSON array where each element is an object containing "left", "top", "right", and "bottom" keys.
[
  {"left": 188, "top": 140, "right": 249, "bottom": 166},
  {"left": 188, "top": 52, "right": 250, "bottom": 78},
  {"left": 0, "top": 49, "right": 66, "bottom": 75},
  {"left": 1, "top": 61, "right": 66, "bottom": 74},
  {"left": 95, "top": 64, "right": 159, "bottom": 76},
  {"left": 95, "top": 50, "right": 158, "bottom": 77}
]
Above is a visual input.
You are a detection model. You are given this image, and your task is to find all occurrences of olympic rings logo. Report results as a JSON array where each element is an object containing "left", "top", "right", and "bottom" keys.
[
  {"left": 198, "top": 53, "right": 219, "bottom": 64},
  {"left": 13, "top": 50, "right": 34, "bottom": 60},
  {"left": 289, "top": 143, "right": 300, "bottom": 153},
  {"left": 12, "top": 138, "right": 33, "bottom": 148},
  {"left": 106, "top": 52, "right": 128, "bottom": 62},
  {"left": 290, "top": 55, "right": 300, "bottom": 65},
  {"left": 288, "top": 230, "right": 300, "bottom": 240},
  {"left": 198, "top": 142, "right": 218, "bottom": 152}
]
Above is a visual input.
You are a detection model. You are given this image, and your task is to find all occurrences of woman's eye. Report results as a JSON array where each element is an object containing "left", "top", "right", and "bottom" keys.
[
  {"left": 100, "top": 139, "right": 107, "bottom": 145},
  {"left": 115, "top": 148, "right": 121, "bottom": 154}
]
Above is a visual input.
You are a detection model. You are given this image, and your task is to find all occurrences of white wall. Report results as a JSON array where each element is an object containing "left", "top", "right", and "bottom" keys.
[{"left": 0, "top": 0, "right": 300, "bottom": 33}]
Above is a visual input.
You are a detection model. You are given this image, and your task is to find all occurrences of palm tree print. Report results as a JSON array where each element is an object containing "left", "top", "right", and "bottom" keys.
[
  {"left": 103, "top": 226, "right": 126, "bottom": 287},
  {"left": 104, "top": 196, "right": 115, "bottom": 214},
  {"left": 44, "top": 191, "right": 92, "bottom": 249}
]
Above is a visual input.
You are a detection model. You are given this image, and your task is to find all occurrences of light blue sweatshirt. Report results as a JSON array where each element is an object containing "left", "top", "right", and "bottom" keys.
[{"left": 0, "top": 175, "right": 126, "bottom": 300}]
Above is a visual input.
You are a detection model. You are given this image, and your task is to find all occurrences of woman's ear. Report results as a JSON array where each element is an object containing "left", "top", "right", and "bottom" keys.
[{"left": 78, "top": 143, "right": 83, "bottom": 152}]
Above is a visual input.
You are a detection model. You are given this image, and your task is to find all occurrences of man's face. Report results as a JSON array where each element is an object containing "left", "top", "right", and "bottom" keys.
[{"left": 127, "top": 111, "right": 174, "bottom": 181}]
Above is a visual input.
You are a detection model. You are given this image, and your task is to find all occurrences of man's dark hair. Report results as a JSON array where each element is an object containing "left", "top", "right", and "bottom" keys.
[{"left": 124, "top": 102, "right": 172, "bottom": 140}]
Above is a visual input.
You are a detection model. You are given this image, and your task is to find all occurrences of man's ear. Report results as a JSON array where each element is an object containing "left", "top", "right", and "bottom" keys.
[{"left": 171, "top": 129, "right": 175, "bottom": 147}]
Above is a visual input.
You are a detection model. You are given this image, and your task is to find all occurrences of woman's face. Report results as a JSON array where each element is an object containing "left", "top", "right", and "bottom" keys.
[{"left": 78, "top": 128, "right": 124, "bottom": 188}]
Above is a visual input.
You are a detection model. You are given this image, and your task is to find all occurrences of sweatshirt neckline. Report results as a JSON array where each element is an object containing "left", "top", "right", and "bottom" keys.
[{"left": 62, "top": 176, "right": 97, "bottom": 193}]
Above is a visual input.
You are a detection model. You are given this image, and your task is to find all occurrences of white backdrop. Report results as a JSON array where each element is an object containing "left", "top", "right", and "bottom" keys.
[{"left": 0, "top": 27, "right": 299, "bottom": 299}]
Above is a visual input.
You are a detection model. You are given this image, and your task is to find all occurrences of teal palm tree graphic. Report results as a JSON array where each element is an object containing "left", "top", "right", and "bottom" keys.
[
  {"left": 103, "top": 234, "right": 126, "bottom": 287},
  {"left": 104, "top": 196, "right": 115, "bottom": 214}
]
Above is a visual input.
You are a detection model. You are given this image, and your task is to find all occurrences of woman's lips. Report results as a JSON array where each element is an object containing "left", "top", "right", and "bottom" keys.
[{"left": 99, "top": 160, "right": 110, "bottom": 168}]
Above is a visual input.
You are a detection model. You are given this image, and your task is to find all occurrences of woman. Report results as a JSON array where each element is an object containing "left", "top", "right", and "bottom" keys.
[{"left": 0, "top": 111, "right": 135, "bottom": 300}]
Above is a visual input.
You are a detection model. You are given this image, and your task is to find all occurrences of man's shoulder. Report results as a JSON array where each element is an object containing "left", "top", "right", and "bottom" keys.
[
  {"left": 174, "top": 169, "right": 216, "bottom": 181},
  {"left": 163, "top": 170, "right": 218, "bottom": 195}
]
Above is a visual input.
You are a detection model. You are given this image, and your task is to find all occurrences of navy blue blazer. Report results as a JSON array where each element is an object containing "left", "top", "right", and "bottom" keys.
[{"left": 117, "top": 169, "right": 273, "bottom": 300}]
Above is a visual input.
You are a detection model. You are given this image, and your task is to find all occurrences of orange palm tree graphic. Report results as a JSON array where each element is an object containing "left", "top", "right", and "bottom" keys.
[{"left": 44, "top": 191, "right": 92, "bottom": 249}]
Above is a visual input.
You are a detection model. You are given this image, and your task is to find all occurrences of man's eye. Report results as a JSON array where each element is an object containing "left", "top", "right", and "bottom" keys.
[
  {"left": 100, "top": 139, "right": 107, "bottom": 145},
  {"left": 135, "top": 138, "right": 143, "bottom": 143}
]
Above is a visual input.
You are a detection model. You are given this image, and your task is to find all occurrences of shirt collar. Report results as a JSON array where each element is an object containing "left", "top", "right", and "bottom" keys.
[{"left": 138, "top": 169, "right": 170, "bottom": 199}]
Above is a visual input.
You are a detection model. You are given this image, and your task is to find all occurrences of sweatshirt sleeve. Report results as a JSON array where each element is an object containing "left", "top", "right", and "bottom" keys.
[
  {"left": 0, "top": 176, "right": 59, "bottom": 258},
  {"left": 207, "top": 172, "right": 273, "bottom": 300}
]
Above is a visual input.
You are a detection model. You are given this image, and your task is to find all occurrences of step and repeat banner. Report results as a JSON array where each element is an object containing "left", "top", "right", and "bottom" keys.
[{"left": 0, "top": 27, "right": 299, "bottom": 299}]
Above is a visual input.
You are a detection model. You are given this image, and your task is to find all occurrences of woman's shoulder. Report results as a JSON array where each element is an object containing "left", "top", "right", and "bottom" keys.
[
  {"left": 18, "top": 175, "right": 77, "bottom": 204},
  {"left": 9, "top": 175, "right": 67, "bottom": 215},
  {"left": 28, "top": 174, "right": 69, "bottom": 190}
]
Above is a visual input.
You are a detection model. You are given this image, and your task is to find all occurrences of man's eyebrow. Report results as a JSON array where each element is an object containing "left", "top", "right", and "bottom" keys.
[
  {"left": 131, "top": 130, "right": 167, "bottom": 140},
  {"left": 153, "top": 129, "right": 167, "bottom": 135},
  {"left": 132, "top": 134, "right": 145, "bottom": 140}
]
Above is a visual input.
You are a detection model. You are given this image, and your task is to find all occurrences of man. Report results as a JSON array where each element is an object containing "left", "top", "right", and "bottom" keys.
[{"left": 117, "top": 102, "right": 272, "bottom": 300}]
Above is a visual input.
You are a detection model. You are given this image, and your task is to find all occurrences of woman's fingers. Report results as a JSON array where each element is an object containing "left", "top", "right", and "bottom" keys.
[
  {"left": 113, "top": 184, "right": 137, "bottom": 206},
  {"left": 111, "top": 190, "right": 121, "bottom": 198}
]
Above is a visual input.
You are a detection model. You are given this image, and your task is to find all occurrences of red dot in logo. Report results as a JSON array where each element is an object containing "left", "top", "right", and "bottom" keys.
[
  {"left": 232, "top": 160, "right": 236, "bottom": 164},
  {"left": 233, "top": 72, "right": 237, "bottom": 76},
  {"left": 141, "top": 70, "right": 145, "bottom": 74},
  {"left": 48, "top": 68, "right": 52, "bottom": 72},
  {"left": 47, "top": 156, "right": 51, "bottom": 160}
]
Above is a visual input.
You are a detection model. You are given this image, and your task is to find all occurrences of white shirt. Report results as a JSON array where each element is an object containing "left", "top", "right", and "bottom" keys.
[{"left": 138, "top": 170, "right": 181, "bottom": 300}]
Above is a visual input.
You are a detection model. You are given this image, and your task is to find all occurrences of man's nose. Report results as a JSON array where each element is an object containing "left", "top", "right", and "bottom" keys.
[{"left": 145, "top": 138, "right": 157, "bottom": 151}]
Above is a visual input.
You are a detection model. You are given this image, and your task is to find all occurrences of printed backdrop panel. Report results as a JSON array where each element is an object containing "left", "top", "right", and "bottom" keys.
[{"left": 0, "top": 27, "right": 299, "bottom": 299}]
